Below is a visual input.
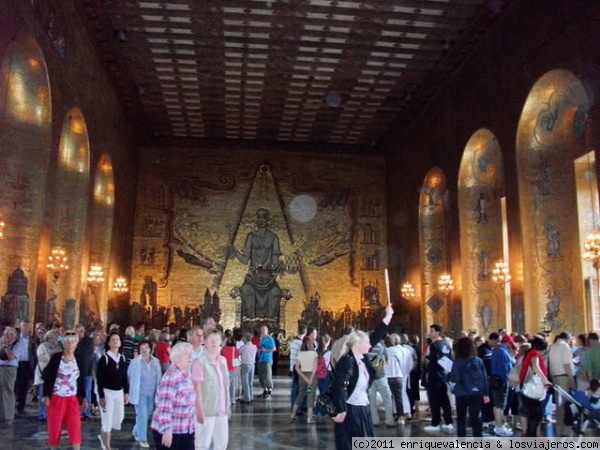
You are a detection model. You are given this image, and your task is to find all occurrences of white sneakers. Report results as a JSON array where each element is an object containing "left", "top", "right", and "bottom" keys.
[
  {"left": 441, "top": 424, "right": 454, "bottom": 433},
  {"left": 494, "top": 423, "right": 513, "bottom": 437},
  {"left": 140, "top": 442, "right": 150, "bottom": 448},
  {"left": 424, "top": 424, "right": 454, "bottom": 433},
  {"left": 98, "top": 434, "right": 106, "bottom": 450}
]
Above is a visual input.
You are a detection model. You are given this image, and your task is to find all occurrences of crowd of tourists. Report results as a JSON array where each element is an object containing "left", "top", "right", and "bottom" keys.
[{"left": 1, "top": 310, "right": 598, "bottom": 449}]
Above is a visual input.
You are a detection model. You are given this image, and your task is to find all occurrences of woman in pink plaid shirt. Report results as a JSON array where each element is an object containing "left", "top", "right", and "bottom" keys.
[{"left": 151, "top": 342, "right": 196, "bottom": 449}]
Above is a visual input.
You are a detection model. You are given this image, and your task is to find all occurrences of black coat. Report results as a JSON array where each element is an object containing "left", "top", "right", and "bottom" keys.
[
  {"left": 328, "top": 321, "right": 389, "bottom": 415},
  {"left": 74, "top": 336, "right": 95, "bottom": 377},
  {"left": 42, "top": 352, "right": 85, "bottom": 400}
]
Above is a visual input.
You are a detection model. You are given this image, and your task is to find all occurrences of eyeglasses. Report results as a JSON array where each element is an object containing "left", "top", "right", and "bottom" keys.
[{"left": 64, "top": 331, "right": 76, "bottom": 336}]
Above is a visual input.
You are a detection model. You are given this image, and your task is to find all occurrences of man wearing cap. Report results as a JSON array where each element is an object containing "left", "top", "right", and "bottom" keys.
[
  {"left": 547, "top": 332, "right": 574, "bottom": 436},
  {"left": 490, "top": 335, "right": 515, "bottom": 436}
]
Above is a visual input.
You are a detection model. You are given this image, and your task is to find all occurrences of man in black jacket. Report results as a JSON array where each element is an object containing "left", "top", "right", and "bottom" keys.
[{"left": 74, "top": 324, "right": 94, "bottom": 420}]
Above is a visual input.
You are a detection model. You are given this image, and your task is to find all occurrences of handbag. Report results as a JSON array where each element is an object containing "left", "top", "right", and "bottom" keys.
[
  {"left": 315, "top": 390, "right": 339, "bottom": 417},
  {"left": 233, "top": 357, "right": 242, "bottom": 368},
  {"left": 316, "top": 355, "right": 354, "bottom": 417},
  {"left": 521, "top": 365, "right": 546, "bottom": 400}
]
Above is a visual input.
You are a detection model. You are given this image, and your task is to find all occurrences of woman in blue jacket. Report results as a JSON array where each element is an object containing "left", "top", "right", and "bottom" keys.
[
  {"left": 449, "top": 337, "right": 490, "bottom": 437},
  {"left": 127, "top": 340, "right": 162, "bottom": 448}
]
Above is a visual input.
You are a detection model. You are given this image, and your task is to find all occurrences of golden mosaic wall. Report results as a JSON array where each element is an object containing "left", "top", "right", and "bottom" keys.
[
  {"left": 458, "top": 129, "right": 506, "bottom": 334},
  {"left": 516, "top": 69, "right": 590, "bottom": 334},
  {"left": 0, "top": 34, "right": 51, "bottom": 316},
  {"left": 131, "top": 146, "right": 387, "bottom": 334},
  {"left": 418, "top": 167, "right": 450, "bottom": 331}
]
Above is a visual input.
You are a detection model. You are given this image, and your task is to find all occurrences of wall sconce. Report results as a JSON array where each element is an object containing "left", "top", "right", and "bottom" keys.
[
  {"left": 541, "top": 324, "right": 552, "bottom": 337},
  {"left": 112, "top": 276, "right": 129, "bottom": 293},
  {"left": 87, "top": 265, "right": 105, "bottom": 291},
  {"left": 401, "top": 282, "right": 415, "bottom": 298},
  {"left": 0, "top": 221, "right": 5, "bottom": 240},
  {"left": 583, "top": 232, "right": 600, "bottom": 268},
  {"left": 492, "top": 260, "right": 512, "bottom": 285},
  {"left": 47, "top": 247, "right": 69, "bottom": 281},
  {"left": 437, "top": 273, "right": 454, "bottom": 295}
]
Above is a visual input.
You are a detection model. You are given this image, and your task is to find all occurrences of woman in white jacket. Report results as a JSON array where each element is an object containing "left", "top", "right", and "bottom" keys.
[
  {"left": 127, "top": 340, "right": 162, "bottom": 448},
  {"left": 34, "top": 330, "right": 60, "bottom": 420},
  {"left": 384, "top": 334, "right": 413, "bottom": 425}
]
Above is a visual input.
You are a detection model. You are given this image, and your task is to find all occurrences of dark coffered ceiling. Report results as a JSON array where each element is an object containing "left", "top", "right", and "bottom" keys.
[{"left": 76, "top": 0, "right": 510, "bottom": 148}]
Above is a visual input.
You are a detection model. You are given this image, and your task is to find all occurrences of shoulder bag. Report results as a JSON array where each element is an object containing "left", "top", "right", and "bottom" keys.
[
  {"left": 521, "top": 360, "right": 546, "bottom": 401},
  {"left": 316, "top": 355, "right": 354, "bottom": 417}
]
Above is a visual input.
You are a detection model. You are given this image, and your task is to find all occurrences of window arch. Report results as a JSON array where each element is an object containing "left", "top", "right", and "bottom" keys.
[
  {"left": 419, "top": 167, "right": 452, "bottom": 332},
  {"left": 0, "top": 34, "right": 51, "bottom": 321},
  {"left": 458, "top": 128, "right": 506, "bottom": 334},
  {"left": 516, "top": 69, "right": 591, "bottom": 334},
  {"left": 87, "top": 154, "right": 115, "bottom": 324},
  {"left": 49, "top": 107, "right": 90, "bottom": 327}
]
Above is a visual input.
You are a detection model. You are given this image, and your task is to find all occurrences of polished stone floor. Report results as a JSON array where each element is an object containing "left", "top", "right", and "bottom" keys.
[{"left": 0, "top": 376, "right": 572, "bottom": 449}]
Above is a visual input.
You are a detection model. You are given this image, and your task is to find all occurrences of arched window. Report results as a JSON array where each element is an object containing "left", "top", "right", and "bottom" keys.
[
  {"left": 419, "top": 167, "right": 453, "bottom": 332},
  {"left": 0, "top": 34, "right": 51, "bottom": 321},
  {"left": 458, "top": 129, "right": 507, "bottom": 334},
  {"left": 49, "top": 107, "right": 90, "bottom": 327},
  {"left": 516, "top": 69, "right": 591, "bottom": 334},
  {"left": 87, "top": 154, "right": 115, "bottom": 324}
]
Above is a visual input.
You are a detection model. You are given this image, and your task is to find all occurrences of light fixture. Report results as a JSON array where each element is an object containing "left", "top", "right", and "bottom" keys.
[
  {"left": 401, "top": 282, "right": 415, "bottom": 298},
  {"left": 0, "top": 221, "right": 4, "bottom": 240},
  {"left": 583, "top": 232, "right": 600, "bottom": 268},
  {"left": 87, "top": 265, "right": 105, "bottom": 290},
  {"left": 437, "top": 273, "right": 454, "bottom": 295},
  {"left": 47, "top": 247, "right": 69, "bottom": 281},
  {"left": 492, "top": 260, "right": 512, "bottom": 285},
  {"left": 112, "top": 276, "right": 129, "bottom": 293}
]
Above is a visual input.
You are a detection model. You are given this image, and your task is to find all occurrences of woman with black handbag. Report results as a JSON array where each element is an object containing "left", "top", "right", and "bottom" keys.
[{"left": 327, "top": 304, "right": 393, "bottom": 450}]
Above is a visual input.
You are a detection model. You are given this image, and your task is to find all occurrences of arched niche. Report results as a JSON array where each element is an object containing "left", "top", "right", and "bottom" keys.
[
  {"left": 458, "top": 129, "right": 506, "bottom": 335},
  {"left": 49, "top": 107, "right": 90, "bottom": 327},
  {"left": 86, "top": 154, "right": 115, "bottom": 325},
  {"left": 516, "top": 69, "right": 591, "bottom": 334},
  {"left": 0, "top": 33, "right": 51, "bottom": 319},
  {"left": 419, "top": 167, "right": 452, "bottom": 332}
]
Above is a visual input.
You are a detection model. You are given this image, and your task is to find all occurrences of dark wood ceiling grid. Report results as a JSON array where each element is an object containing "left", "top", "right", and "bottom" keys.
[{"left": 76, "top": 0, "right": 511, "bottom": 149}]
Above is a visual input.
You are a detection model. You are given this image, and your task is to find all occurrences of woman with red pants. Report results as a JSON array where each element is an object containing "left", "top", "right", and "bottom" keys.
[{"left": 42, "top": 331, "right": 87, "bottom": 450}]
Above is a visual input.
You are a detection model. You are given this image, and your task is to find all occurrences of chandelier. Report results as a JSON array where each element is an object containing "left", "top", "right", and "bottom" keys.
[
  {"left": 47, "top": 247, "right": 69, "bottom": 281},
  {"left": 401, "top": 282, "right": 415, "bottom": 298},
  {"left": 0, "top": 221, "right": 5, "bottom": 240},
  {"left": 438, "top": 273, "right": 454, "bottom": 294},
  {"left": 87, "top": 265, "right": 105, "bottom": 290},
  {"left": 492, "top": 260, "right": 512, "bottom": 285},
  {"left": 112, "top": 276, "right": 129, "bottom": 293},
  {"left": 583, "top": 232, "right": 600, "bottom": 267}
]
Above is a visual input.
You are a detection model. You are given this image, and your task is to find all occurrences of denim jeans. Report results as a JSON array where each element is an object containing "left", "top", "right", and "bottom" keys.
[
  {"left": 133, "top": 394, "right": 155, "bottom": 443},
  {"left": 229, "top": 370, "right": 239, "bottom": 404},
  {"left": 37, "top": 384, "right": 46, "bottom": 419},
  {"left": 81, "top": 376, "right": 93, "bottom": 417},
  {"left": 240, "top": 364, "right": 255, "bottom": 402}
]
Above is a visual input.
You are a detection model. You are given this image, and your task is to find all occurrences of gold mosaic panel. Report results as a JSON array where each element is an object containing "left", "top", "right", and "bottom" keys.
[
  {"left": 516, "top": 69, "right": 590, "bottom": 335},
  {"left": 458, "top": 128, "right": 506, "bottom": 334}
]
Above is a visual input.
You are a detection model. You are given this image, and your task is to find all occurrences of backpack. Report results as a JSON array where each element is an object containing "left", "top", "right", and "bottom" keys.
[
  {"left": 316, "top": 355, "right": 328, "bottom": 379},
  {"left": 370, "top": 346, "right": 386, "bottom": 379},
  {"left": 463, "top": 357, "right": 487, "bottom": 394}
]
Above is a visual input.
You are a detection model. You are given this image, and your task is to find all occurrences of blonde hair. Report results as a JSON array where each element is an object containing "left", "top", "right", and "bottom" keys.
[{"left": 339, "top": 330, "right": 369, "bottom": 358}]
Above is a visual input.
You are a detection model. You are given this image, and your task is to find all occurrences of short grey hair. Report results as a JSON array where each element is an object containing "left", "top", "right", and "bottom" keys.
[
  {"left": 125, "top": 326, "right": 135, "bottom": 337},
  {"left": 44, "top": 330, "right": 59, "bottom": 342},
  {"left": 170, "top": 342, "right": 192, "bottom": 364},
  {"left": 63, "top": 334, "right": 79, "bottom": 345}
]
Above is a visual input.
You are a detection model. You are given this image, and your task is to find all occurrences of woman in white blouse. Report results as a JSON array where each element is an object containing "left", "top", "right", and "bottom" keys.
[{"left": 291, "top": 337, "right": 318, "bottom": 423}]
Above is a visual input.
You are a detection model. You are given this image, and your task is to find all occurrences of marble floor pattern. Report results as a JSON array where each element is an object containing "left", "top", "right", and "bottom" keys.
[{"left": 0, "top": 376, "right": 565, "bottom": 449}]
